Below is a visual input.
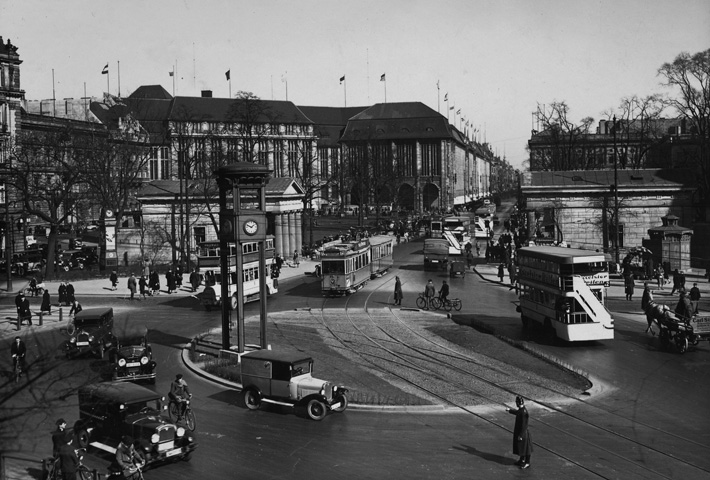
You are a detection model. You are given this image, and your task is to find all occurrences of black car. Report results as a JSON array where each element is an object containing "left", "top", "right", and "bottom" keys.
[
  {"left": 65, "top": 308, "right": 116, "bottom": 359},
  {"left": 75, "top": 382, "right": 196, "bottom": 466},
  {"left": 111, "top": 325, "right": 156, "bottom": 383}
]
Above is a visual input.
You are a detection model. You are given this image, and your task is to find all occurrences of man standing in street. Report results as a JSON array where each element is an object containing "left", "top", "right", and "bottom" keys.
[
  {"left": 689, "top": 282, "right": 701, "bottom": 314},
  {"left": 57, "top": 432, "right": 79, "bottom": 480},
  {"left": 52, "top": 418, "right": 68, "bottom": 458},
  {"left": 127, "top": 273, "right": 137, "bottom": 301},
  {"left": 506, "top": 395, "right": 533, "bottom": 469}
]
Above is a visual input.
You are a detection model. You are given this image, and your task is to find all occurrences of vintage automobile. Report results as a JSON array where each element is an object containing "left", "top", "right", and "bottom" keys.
[
  {"left": 75, "top": 382, "right": 196, "bottom": 467},
  {"left": 65, "top": 308, "right": 116, "bottom": 359},
  {"left": 240, "top": 349, "right": 349, "bottom": 421},
  {"left": 111, "top": 325, "right": 156, "bottom": 383}
]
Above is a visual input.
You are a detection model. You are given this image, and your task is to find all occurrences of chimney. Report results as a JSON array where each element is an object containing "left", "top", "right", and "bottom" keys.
[{"left": 201, "top": 90, "right": 212, "bottom": 98}]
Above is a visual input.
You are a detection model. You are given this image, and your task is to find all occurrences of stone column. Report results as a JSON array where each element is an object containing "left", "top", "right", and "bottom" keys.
[
  {"left": 274, "top": 212, "right": 285, "bottom": 257},
  {"left": 294, "top": 211, "right": 303, "bottom": 255}
]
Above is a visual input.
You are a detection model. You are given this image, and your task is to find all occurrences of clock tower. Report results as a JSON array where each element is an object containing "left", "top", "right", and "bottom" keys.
[{"left": 215, "top": 163, "right": 271, "bottom": 353}]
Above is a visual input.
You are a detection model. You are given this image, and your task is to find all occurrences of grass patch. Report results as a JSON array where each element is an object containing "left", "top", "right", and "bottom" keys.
[{"left": 202, "top": 356, "right": 241, "bottom": 383}]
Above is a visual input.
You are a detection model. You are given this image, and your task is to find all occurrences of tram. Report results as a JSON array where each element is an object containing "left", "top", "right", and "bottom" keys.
[
  {"left": 196, "top": 238, "right": 278, "bottom": 310},
  {"left": 321, "top": 235, "right": 394, "bottom": 296}
]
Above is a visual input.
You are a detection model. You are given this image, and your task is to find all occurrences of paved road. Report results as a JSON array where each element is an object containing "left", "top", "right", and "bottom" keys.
[{"left": 2, "top": 231, "right": 710, "bottom": 479}]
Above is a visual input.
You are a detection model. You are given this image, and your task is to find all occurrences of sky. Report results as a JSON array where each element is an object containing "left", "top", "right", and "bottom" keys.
[{"left": 2, "top": 0, "right": 709, "bottom": 170}]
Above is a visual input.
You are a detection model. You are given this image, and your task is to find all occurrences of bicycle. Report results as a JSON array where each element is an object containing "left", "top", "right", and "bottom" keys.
[
  {"left": 48, "top": 448, "right": 92, "bottom": 480},
  {"left": 416, "top": 293, "right": 441, "bottom": 311},
  {"left": 168, "top": 396, "right": 196, "bottom": 431},
  {"left": 439, "top": 298, "right": 463, "bottom": 312}
]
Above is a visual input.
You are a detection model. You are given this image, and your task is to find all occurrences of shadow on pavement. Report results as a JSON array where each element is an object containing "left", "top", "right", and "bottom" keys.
[{"left": 454, "top": 444, "right": 513, "bottom": 465}]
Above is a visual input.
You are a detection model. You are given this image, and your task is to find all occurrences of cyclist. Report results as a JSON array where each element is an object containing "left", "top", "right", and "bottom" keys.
[
  {"left": 438, "top": 280, "right": 450, "bottom": 305},
  {"left": 169, "top": 373, "right": 192, "bottom": 418},
  {"left": 11, "top": 336, "right": 26, "bottom": 377},
  {"left": 115, "top": 436, "right": 144, "bottom": 480}
]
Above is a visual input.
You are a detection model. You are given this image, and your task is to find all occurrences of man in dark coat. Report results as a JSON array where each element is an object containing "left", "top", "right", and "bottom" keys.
[
  {"left": 57, "top": 431, "right": 79, "bottom": 479},
  {"left": 51, "top": 418, "right": 68, "bottom": 457},
  {"left": 393, "top": 276, "right": 403, "bottom": 306},
  {"left": 127, "top": 273, "right": 137, "bottom": 300},
  {"left": 189, "top": 269, "right": 201, "bottom": 292},
  {"left": 506, "top": 395, "right": 532, "bottom": 469},
  {"left": 66, "top": 283, "right": 75, "bottom": 305},
  {"left": 58, "top": 282, "right": 68, "bottom": 306},
  {"left": 20, "top": 295, "right": 32, "bottom": 325},
  {"left": 41, "top": 289, "right": 52, "bottom": 314},
  {"left": 175, "top": 264, "right": 183, "bottom": 287},
  {"left": 11, "top": 336, "right": 26, "bottom": 373},
  {"left": 166, "top": 269, "right": 175, "bottom": 294},
  {"left": 15, "top": 292, "right": 24, "bottom": 320}
]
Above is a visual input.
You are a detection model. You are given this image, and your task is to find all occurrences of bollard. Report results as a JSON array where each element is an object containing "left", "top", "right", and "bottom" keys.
[
  {"left": 16, "top": 314, "right": 21, "bottom": 331},
  {"left": 39, "top": 311, "right": 43, "bottom": 326},
  {"left": 59, "top": 307, "right": 63, "bottom": 324}
]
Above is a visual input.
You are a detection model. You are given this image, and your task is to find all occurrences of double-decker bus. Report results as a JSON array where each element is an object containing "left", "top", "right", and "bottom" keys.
[
  {"left": 321, "top": 235, "right": 394, "bottom": 296},
  {"left": 196, "top": 237, "right": 278, "bottom": 310},
  {"left": 516, "top": 246, "right": 614, "bottom": 341},
  {"left": 442, "top": 216, "right": 471, "bottom": 255}
]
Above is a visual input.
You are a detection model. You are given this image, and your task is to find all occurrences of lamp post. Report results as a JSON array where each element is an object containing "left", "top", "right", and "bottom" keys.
[{"left": 612, "top": 115, "right": 620, "bottom": 267}]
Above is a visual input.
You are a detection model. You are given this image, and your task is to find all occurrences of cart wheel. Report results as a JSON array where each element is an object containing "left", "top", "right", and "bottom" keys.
[{"left": 676, "top": 334, "right": 688, "bottom": 354}]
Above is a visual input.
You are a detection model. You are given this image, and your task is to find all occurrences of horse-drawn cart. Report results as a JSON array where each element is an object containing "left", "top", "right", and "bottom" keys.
[{"left": 646, "top": 302, "right": 710, "bottom": 354}]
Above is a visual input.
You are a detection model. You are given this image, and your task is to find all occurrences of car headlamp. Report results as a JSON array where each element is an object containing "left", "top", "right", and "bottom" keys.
[
  {"left": 140, "top": 356, "right": 149, "bottom": 365},
  {"left": 151, "top": 433, "right": 160, "bottom": 444},
  {"left": 70, "top": 337, "right": 76, "bottom": 343},
  {"left": 88, "top": 335, "right": 95, "bottom": 342},
  {"left": 177, "top": 427, "right": 185, "bottom": 437},
  {"left": 118, "top": 358, "right": 127, "bottom": 367}
]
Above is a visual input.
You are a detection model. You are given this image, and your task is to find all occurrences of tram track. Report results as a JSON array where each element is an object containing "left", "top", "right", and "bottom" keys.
[{"left": 316, "top": 275, "right": 710, "bottom": 479}]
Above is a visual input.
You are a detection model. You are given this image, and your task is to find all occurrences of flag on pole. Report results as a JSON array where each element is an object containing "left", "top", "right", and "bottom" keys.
[
  {"left": 101, "top": 63, "right": 109, "bottom": 75},
  {"left": 340, "top": 75, "right": 345, "bottom": 83},
  {"left": 456, "top": 108, "right": 461, "bottom": 115},
  {"left": 380, "top": 73, "right": 386, "bottom": 81},
  {"left": 450, "top": 105, "right": 454, "bottom": 110},
  {"left": 169, "top": 70, "right": 174, "bottom": 77},
  {"left": 444, "top": 93, "right": 448, "bottom": 102},
  {"left": 437, "top": 80, "right": 440, "bottom": 89},
  {"left": 225, "top": 70, "right": 231, "bottom": 81}
]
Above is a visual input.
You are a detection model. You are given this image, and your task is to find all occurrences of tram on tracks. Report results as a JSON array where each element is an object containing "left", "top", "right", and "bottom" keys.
[{"left": 321, "top": 235, "right": 394, "bottom": 296}]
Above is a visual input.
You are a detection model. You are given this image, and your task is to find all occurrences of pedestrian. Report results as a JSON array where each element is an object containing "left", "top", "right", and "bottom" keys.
[
  {"left": 475, "top": 240, "right": 481, "bottom": 257},
  {"left": 175, "top": 264, "right": 183, "bottom": 287},
  {"left": 624, "top": 275, "right": 635, "bottom": 301},
  {"left": 671, "top": 269, "right": 680, "bottom": 295},
  {"left": 66, "top": 283, "right": 75, "bottom": 305},
  {"left": 41, "top": 289, "right": 52, "bottom": 315},
  {"left": 58, "top": 282, "right": 68, "bottom": 306},
  {"left": 641, "top": 283, "right": 655, "bottom": 335},
  {"left": 655, "top": 265, "right": 664, "bottom": 290},
  {"left": 109, "top": 270, "right": 118, "bottom": 291},
  {"left": 166, "top": 269, "right": 175, "bottom": 294},
  {"left": 150, "top": 270, "right": 160, "bottom": 295},
  {"left": 29, "top": 276, "right": 38, "bottom": 296},
  {"left": 424, "top": 279, "right": 436, "bottom": 310},
  {"left": 675, "top": 290, "right": 692, "bottom": 321},
  {"left": 466, "top": 251, "right": 474, "bottom": 269},
  {"left": 57, "top": 431, "right": 79, "bottom": 480},
  {"left": 506, "top": 395, "right": 533, "bottom": 469},
  {"left": 689, "top": 283, "right": 701, "bottom": 315},
  {"left": 498, "top": 263, "right": 505, "bottom": 283},
  {"left": 189, "top": 268, "right": 201, "bottom": 293},
  {"left": 127, "top": 273, "right": 137, "bottom": 300},
  {"left": 678, "top": 270, "right": 687, "bottom": 292},
  {"left": 293, "top": 250, "right": 300, "bottom": 267},
  {"left": 52, "top": 418, "right": 68, "bottom": 458},
  {"left": 393, "top": 276, "right": 403, "bottom": 306},
  {"left": 69, "top": 299, "right": 82, "bottom": 317},
  {"left": 139, "top": 275, "right": 148, "bottom": 299},
  {"left": 275, "top": 254, "right": 284, "bottom": 271},
  {"left": 15, "top": 291, "right": 24, "bottom": 321},
  {"left": 20, "top": 294, "right": 32, "bottom": 326}
]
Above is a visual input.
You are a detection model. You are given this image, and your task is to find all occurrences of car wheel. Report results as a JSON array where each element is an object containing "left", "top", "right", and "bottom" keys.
[
  {"left": 76, "top": 428, "right": 90, "bottom": 448},
  {"left": 230, "top": 294, "right": 238, "bottom": 311},
  {"left": 332, "top": 394, "right": 348, "bottom": 413},
  {"left": 243, "top": 389, "right": 261, "bottom": 411},
  {"left": 306, "top": 399, "right": 327, "bottom": 421}
]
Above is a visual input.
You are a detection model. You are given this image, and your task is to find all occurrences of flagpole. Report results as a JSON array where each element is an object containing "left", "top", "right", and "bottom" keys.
[
  {"left": 344, "top": 78, "right": 347, "bottom": 107},
  {"left": 384, "top": 77, "right": 387, "bottom": 103},
  {"left": 172, "top": 64, "right": 175, "bottom": 96},
  {"left": 437, "top": 80, "right": 440, "bottom": 113},
  {"left": 106, "top": 62, "right": 110, "bottom": 96},
  {"left": 52, "top": 68, "right": 56, "bottom": 117},
  {"left": 117, "top": 60, "right": 121, "bottom": 98}
]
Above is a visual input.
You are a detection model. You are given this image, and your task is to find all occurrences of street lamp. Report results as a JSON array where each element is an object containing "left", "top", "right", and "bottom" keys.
[{"left": 612, "top": 116, "right": 620, "bottom": 267}]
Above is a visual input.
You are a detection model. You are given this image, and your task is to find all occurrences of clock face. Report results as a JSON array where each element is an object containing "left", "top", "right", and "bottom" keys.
[{"left": 244, "top": 220, "right": 258, "bottom": 235}]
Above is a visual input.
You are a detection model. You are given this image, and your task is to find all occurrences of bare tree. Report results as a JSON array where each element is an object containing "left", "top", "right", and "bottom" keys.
[
  {"left": 529, "top": 102, "right": 595, "bottom": 171},
  {"left": 658, "top": 48, "right": 710, "bottom": 201},
  {"left": 6, "top": 125, "right": 96, "bottom": 279},
  {"left": 601, "top": 95, "right": 666, "bottom": 169}
]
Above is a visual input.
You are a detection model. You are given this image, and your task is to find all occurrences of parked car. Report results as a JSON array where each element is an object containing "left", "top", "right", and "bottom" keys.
[
  {"left": 111, "top": 325, "right": 156, "bottom": 383},
  {"left": 2, "top": 250, "right": 45, "bottom": 276},
  {"left": 240, "top": 349, "right": 349, "bottom": 421},
  {"left": 65, "top": 308, "right": 116, "bottom": 359},
  {"left": 75, "top": 382, "right": 196, "bottom": 466}
]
